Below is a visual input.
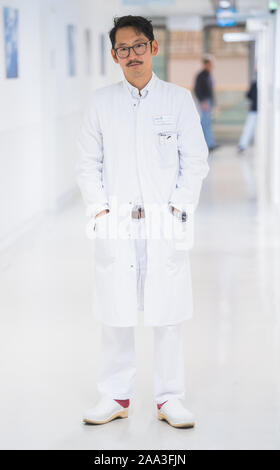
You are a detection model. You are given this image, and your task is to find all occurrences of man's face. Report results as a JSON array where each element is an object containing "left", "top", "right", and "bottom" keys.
[
  {"left": 205, "top": 60, "right": 213, "bottom": 72},
  {"left": 111, "top": 26, "right": 158, "bottom": 79}
]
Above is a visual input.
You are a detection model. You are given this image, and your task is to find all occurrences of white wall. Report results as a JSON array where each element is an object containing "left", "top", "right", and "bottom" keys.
[
  {"left": 271, "top": 10, "right": 280, "bottom": 209},
  {"left": 0, "top": 0, "right": 43, "bottom": 249},
  {"left": 0, "top": 0, "right": 122, "bottom": 252}
]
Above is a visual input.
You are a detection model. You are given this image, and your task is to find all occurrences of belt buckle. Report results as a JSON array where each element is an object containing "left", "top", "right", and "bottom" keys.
[
  {"left": 132, "top": 205, "right": 145, "bottom": 219},
  {"left": 138, "top": 207, "right": 145, "bottom": 219}
]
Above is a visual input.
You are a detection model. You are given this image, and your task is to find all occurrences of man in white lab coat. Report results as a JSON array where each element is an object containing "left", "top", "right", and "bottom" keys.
[{"left": 76, "top": 15, "right": 209, "bottom": 428}]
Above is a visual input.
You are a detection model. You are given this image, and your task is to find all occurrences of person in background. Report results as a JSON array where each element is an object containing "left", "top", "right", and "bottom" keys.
[
  {"left": 237, "top": 80, "right": 258, "bottom": 153},
  {"left": 194, "top": 55, "right": 218, "bottom": 152}
]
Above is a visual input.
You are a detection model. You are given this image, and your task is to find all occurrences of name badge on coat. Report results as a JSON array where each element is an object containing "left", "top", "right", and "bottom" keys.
[{"left": 153, "top": 114, "right": 176, "bottom": 126}]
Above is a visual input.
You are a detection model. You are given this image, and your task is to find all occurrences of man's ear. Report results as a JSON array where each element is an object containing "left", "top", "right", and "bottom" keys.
[
  {"left": 111, "top": 49, "right": 119, "bottom": 64},
  {"left": 151, "top": 40, "right": 159, "bottom": 57}
]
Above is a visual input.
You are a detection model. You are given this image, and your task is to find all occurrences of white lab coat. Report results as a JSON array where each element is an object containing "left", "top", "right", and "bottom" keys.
[{"left": 76, "top": 71, "right": 209, "bottom": 327}]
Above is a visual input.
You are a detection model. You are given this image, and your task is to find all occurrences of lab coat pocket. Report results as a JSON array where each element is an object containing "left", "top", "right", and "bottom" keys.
[
  {"left": 174, "top": 214, "right": 194, "bottom": 252},
  {"left": 157, "top": 131, "right": 178, "bottom": 168},
  {"left": 94, "top": 212, "right": 116, "bottom": 268},
  {"left": 167, "top": 209, "right": 194, "bottom": 258}
]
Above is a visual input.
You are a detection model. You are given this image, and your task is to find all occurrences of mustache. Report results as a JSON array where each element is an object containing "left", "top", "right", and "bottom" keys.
[{"left": 127, "top": 61, "right": 142, "bottom": 66}]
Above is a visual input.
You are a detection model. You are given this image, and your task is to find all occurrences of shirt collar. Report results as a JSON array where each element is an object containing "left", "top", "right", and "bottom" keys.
[{"left": 123, "top": 70, "right": 157, "bottom": 99}]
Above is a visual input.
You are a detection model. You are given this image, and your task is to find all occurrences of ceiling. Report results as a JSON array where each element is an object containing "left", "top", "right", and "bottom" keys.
[{"left": 119, "top": 0, "right": 271, "bottom": 18}]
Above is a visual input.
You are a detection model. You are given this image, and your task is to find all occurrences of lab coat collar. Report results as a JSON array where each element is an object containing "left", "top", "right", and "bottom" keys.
[{"left": 123, "top": 70, "right": 158, "bottom": 99}]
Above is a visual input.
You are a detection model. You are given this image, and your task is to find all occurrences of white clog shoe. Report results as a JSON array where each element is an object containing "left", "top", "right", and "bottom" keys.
[
  {"left": 157, "top": 398, "right": 195, "bottom": 428},
  {"left": 82, "top": 396, "right": 129, "bottom": 424}
]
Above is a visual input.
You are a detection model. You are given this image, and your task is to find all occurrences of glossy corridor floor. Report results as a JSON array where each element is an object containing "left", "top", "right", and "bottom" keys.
[{"left": 0, "top": 145, "right": 280, "bottom": 450}]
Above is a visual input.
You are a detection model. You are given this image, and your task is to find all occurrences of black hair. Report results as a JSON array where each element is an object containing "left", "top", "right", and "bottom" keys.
[{"left": 109, "top": 15, "right": 154, "bottom": 51}]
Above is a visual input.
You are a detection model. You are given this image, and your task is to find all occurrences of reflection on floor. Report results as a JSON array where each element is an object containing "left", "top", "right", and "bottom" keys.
[{"left": 0, "top": 145, "right": 279, "bottom": 450}]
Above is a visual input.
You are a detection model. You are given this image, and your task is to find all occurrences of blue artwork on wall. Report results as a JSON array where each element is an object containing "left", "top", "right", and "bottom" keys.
[
  {"left": 100, "top": 33, "right": 106, "bottom": 76},
  {"left": 67, "top": 24, "right": 76, "bottom": 76},
  {"left": 3, "top": 6, "right": 19, "bottom": 79},
  {"left": 85, "top": 29, "right": 92, "bottom": 75}
]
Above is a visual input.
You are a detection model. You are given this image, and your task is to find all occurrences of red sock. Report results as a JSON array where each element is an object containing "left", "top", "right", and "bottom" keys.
[
  {"left": 157, "top": 400, "right": 168, "bottom": 410},
  {"left": 114, "top": 399, "right": 130, "bottom": 408}
]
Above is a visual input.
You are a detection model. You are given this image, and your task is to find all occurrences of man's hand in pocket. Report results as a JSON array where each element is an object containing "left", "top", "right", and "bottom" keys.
[{"left": 95, "top": 209, "right": 109, "bottom": 219}]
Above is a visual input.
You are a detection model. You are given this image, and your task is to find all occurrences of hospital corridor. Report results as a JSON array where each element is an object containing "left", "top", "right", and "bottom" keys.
[{"left": 0, "top": 0, "right": 280, "bottom": 451}]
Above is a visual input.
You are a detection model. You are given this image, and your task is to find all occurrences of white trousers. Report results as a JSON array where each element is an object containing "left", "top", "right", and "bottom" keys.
[
  {"left": 239, "top": 111, "right": 257, "bottom": 149},
  {"left": 96, "top": 323, "right": 185, "bottom": 403},
  {"left": 96, "top": 217, "right": 186, "bottom": 404}
]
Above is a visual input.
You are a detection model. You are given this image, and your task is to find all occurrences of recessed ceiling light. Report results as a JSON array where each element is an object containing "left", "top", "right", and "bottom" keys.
[{"left": 219, "top": 0, "right": 231, "bottom": 8}]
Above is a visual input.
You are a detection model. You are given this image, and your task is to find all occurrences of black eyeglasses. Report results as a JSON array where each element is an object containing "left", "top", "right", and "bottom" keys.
[{"left": 114, "top": 40, "right": 152, "bottom": 59}]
